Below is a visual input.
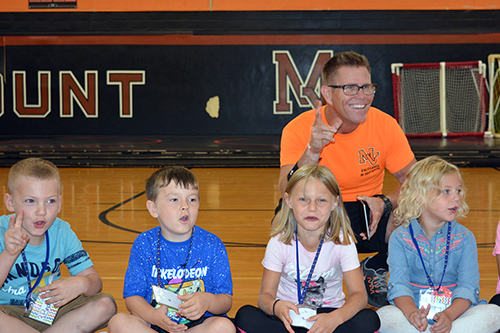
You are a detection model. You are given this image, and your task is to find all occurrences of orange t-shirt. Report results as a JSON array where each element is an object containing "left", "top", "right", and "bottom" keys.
[{"left": 280, "top": 106, "right": 414, "bottom": 202}]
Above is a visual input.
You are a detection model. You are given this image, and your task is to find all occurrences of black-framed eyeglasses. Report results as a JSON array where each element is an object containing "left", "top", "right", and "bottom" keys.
[{"left": 328, "top": 84, "right": 377, "bottom": 96}]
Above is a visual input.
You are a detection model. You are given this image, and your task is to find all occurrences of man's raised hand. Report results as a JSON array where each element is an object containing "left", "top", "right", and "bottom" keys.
[{"left": 308, "top": 107, "right": 342, "bottom": 153}]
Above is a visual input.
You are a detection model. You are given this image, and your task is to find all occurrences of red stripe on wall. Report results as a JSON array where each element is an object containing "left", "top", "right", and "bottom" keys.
[{"left": 3, "top": 34, "right": 500, "bottom": 46}]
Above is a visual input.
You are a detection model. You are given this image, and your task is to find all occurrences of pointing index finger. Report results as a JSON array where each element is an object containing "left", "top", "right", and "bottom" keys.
[
  {"left": 313, "top": 107, "right": 325, "bottom": 126},
  {"left": 8, "top": 214, "right": 16, "bottom": 230},
  {"left": 13, "top": 210, "right": 24, "bottom": 232}
]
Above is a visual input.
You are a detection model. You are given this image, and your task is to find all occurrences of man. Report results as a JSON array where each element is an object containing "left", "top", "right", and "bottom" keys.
[{"left": 278, "top": 51, "right": 416, "bottom": 308}]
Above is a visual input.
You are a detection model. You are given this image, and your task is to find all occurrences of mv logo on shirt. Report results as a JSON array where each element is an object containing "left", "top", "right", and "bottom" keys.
[
  {"left": 358, "top": 148, "right": 381, "bottom": 177},
  {"left": 358, "top": 148, "right": 380, "bottom": 167}
]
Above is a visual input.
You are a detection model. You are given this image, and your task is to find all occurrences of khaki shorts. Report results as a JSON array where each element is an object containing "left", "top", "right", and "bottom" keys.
[{"left": 0, "top": 292, "right": 115, "bottom": 332}]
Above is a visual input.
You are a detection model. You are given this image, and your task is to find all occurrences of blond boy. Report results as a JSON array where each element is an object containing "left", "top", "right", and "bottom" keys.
[{"left": 0, "top": 158, "right": 116, "bottom": 332}]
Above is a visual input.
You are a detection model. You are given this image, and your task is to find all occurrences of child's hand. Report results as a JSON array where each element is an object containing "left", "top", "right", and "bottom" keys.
[
  {"left": 39, "top": 276, "right": 88, "bottom": 307},
  {"left": 272, "top": 300, "right": 298, "bottom": 333},
  {"left": 430, "top": 312, "right": 452, "bottom": 333},
  {"left": 408, "top": 304, "right": 430, "bottom": 332},
  {"left": 305, "top": 312, "right": 342, "bottom": 333},
  {"left": 177, "top": 292, "right": 211, "bottom": 321},
  {"left": 4, "top": 211, "right": 29, "bottom": 256},
  {"left": 151, "top": 305, "right": 188, "bottom": 333}
]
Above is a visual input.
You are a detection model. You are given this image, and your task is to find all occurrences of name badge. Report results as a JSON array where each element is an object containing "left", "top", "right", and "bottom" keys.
[
  {"left": 25, "top": 291, "right": 59, "bottom": 325},
  {"left": 289, "top": 304, "right": 317, "bottom": 329},
  {"left": 419, "top": 288, "right": 452, "bottom": 322},
  {"left": 151, "top": 284, "right": 190, "bottom": 325}
]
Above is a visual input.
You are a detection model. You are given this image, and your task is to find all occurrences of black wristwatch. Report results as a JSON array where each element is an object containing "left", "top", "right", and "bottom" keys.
[
  {"left": 287, "top": 163, "right": 299, "bottom": 181},
  {"left": 376, "top": 194, "right": 393, "bottom": 217}
]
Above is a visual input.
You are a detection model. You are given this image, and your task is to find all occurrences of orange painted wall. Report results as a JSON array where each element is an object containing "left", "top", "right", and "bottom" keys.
[{"left": 0, "top": 0, "right": 498, "bottom": 12}]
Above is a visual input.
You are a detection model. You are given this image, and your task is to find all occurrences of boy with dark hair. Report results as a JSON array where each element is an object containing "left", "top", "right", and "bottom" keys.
[{"left": 109, "top": 166, "right": 235, "bottom": 333}]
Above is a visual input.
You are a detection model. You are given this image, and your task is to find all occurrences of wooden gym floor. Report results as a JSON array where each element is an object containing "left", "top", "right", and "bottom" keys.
[{"left": 0, "top": 166, "right": 499, "bottom": 331}]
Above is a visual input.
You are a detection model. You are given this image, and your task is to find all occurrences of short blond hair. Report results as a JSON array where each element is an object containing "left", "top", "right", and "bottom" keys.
[
  {"left": 272, "top": 164, "right": 355, "bottom": 245},
  {"left": 8, "top": 158, "right": 61, "bottom": 193},
  {"left": 394, "top": 156, "right": 469, "bottom": 227}
]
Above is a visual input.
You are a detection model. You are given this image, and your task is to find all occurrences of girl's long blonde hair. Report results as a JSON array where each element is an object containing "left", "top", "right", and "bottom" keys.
[
  {"left": 394, "top": 156, "right": 469, "bottom": 227},
  {"left": 271, "top": 164, "right": 355, "bottom": 245}
]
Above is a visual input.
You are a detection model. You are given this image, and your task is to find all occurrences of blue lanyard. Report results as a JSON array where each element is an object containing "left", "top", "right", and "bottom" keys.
[
  {"left": 408, "top": 221, "right": 451, "bottom": 291},
  {"left": 295, "top": 230, "right": 324, "bottom": 304},
  {"left": 156, "top": 227, "right": 194, "bottom": 293},
  {"left": 21, "top": 232, "right": 50, "bottom": 309}
]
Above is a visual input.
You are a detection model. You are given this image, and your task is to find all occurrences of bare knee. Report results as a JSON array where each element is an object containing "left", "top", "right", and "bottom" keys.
[
  {"left": 196, "top": 316, "right": 236, "bottom": 333},
  {"left": 92, "top": 296, "right": 117, "bottom": 321},
  {"left": 108, "top": 313, "right": 134, "bottom": 332}
]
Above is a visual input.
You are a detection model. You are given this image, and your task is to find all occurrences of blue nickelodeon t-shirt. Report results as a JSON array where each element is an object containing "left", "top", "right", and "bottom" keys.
[
  {"left": 0, "top": 215, "right": 93, "bottom": 306},
  {"left": 123, "top": 225, "right": 232, "bottom": 320}
]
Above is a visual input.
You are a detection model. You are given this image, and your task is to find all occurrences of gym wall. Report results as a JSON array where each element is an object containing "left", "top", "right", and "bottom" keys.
[{"left": 0, "top": 3, "right": 499, "bottom": 136}]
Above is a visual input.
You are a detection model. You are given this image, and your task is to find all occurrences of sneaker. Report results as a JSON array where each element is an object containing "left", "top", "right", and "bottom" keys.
[{"left": 361, "top": 257, "right": 389, "bottom": 308}]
